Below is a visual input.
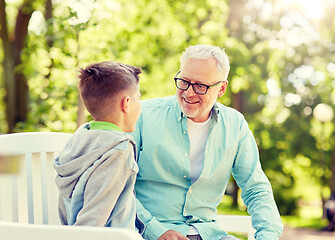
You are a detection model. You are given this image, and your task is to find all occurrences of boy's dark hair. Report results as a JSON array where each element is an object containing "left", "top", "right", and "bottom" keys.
[{"left": 78, "top": 61, "right": 141, "bottom": 119}]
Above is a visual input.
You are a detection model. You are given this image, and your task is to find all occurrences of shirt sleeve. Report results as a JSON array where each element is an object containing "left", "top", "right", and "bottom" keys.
[
  {"left": 136, "top": 198, "right": 169, "bottom": 240},
  {"left": 232, "top": 118, "right": 283, "bottom": 239},
  {"left": 74, "top": 142, "right": 136, "bottom": 228}
]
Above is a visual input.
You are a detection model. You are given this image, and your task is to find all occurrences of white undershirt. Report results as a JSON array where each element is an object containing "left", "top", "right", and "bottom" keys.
[
  {"left": 186, "top": 115, "right": 211, "bottom": 235},
  {"left": 187, "top": 116, "right": 211, "bottom": 184}
]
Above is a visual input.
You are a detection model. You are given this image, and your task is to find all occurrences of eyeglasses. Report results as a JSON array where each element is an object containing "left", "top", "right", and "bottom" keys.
[{"left": 174, "top": 71, "right": 223, "bottom": 95}]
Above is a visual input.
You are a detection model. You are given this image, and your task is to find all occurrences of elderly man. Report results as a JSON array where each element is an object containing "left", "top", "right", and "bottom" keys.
[{"left": 131, "top": 45, "right": 283, "bottom": 240}]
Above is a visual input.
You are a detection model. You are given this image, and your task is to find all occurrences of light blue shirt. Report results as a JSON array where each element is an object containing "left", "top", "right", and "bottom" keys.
[{"left": 131, "top": 96, "right": 283, "bottom": 240}]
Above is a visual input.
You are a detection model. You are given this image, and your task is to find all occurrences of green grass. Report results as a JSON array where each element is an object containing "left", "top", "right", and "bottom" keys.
[
  {"left": 282, "top": 203, "right": 329, "bottom": 230},
  {"left": 281, "top": 215, "right": 328, "bottom": 230},
  {"left": 217, "top": 196, "right": 248, "bottom": 215},
  {"left": 217, "top": 196, "right": 330, "bottom": 239}
]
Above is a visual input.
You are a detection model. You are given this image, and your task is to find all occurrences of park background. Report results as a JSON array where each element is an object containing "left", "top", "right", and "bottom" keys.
[{"left": 1, "top": 0, "right": 335, "bottom": 234}]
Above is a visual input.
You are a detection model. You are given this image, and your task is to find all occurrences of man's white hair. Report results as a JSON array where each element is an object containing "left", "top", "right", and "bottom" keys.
[{"left": 180, "top": 45, "right": 230, "bottom": 82}]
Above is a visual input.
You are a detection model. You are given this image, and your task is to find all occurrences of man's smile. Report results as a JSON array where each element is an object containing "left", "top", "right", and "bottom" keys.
[{"left": 184, "top": 98, "right": 199, "bottom": 104}]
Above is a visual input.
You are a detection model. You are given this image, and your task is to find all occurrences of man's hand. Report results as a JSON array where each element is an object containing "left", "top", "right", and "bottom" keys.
[{"left": 157, "top": 230, "right": 189, "bottom": 240}]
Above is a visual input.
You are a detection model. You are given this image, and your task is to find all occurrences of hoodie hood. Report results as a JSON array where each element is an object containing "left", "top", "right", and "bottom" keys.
[{"left": 54, "top": 123, "right": 135, "bottom": 199}]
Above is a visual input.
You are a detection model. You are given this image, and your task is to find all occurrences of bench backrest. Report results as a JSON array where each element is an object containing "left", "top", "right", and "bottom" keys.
[
  {"left": 0, "top": 221, "right": 143, "bottom": 240},
  {"left": 216, "top": 214, "right": 255, "bottom": 240},
  {"left": 0, "top": 132, "right": 72, "bottom": 224}
]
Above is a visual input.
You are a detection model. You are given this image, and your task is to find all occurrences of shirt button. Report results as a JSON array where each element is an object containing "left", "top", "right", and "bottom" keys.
[{"left": 185, "top": 153, "right": 188, "bottom": 157}]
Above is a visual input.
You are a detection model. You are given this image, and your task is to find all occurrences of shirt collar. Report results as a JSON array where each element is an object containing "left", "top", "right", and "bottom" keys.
[
  {"left": 173, "top": 97, "right": 184, "bottom": 122},
  {"left": 173, "top": 96, "right": 220, "bottom": 123},
  {"left": 212, "top": 103, "right": 220, "bottom": 122},
  {"left": 89, "top": 121, "right": 123, "bottom": 132}
]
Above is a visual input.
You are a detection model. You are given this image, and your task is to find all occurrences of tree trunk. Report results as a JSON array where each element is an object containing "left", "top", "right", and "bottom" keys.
[
  {"left": 225, "top": 0, "right": 246, "bottom": 38},
  {"left": 44, "top": 0, "right": 54, "bottom": 81},
  {"left": 77, "top": 96, "right": 86, "bottom": 126},
  {"left": 75, "top": 31, "right": 86, "bottom": 127},
  {"left": 226, "top": 0, "right": 247, "bottom": 208},
  {"left": 1, "top": 52, "right": 15, "bottom": 133},
  {"left": 13, "top": 2, "right": 33, "bottom": 126},
  {"left": 231, "top": 91, "right": 244, "bottom": 207},
  {"left": 45, "top": 0, "right": 53, "bottom": 45},
  {"left": 330, "top": 124, "right": 335, "bottom": 196},
  {"left": 0, "top": 0, "right": 16, "bottom": 132},
  {"left": 0, "top": 0, "right": 33, "bottom": 132},
  {"left": 231, "top": 178, "right": 239, "bottom": 208}
]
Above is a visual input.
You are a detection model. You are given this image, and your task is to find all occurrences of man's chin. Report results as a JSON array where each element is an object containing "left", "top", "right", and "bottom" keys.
[{"left": 181, "top": 109, "right": 197, "bottom": 119}]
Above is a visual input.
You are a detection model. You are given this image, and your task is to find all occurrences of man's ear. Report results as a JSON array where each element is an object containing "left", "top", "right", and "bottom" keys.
[
  {"left": 218, "top": 81, "right": 228, "bottom": 98},
  {"left": 121, "top": 96, "right": 130, "bottom": 114}
]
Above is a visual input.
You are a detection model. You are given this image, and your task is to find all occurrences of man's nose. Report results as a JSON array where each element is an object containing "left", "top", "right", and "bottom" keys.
[{"left": 184, "top": 85, "right": 197, "bottom": 96}]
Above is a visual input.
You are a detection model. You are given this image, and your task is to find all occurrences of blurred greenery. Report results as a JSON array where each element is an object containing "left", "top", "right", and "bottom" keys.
[
  {"left": 219, "top": 195, "right": 329, "bottom": 231},
  {"left": 1, "top": 0, "right": 335, "bottom": 229},
  {"left": 282, "top": 216, "right": 328, "bottom": 230}
]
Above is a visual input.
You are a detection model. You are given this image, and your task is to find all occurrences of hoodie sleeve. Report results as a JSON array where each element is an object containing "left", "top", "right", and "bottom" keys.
[{"left": 74, "top": 141, "right": 137, "bottom": 227}]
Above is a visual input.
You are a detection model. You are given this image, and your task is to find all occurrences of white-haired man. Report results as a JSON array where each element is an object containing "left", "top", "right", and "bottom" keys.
[{"left": 131, "top": 45, "right": 283, "bottom": 240}]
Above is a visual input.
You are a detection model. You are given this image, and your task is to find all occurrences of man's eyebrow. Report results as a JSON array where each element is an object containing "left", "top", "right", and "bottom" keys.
[{"left": 179, "top": 75, "right": 205, "bottom": 84}]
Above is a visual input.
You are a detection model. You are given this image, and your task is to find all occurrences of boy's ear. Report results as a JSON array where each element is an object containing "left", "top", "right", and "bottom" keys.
[{"left": 121, "top": 96, "right": 130, "bottom": 114}]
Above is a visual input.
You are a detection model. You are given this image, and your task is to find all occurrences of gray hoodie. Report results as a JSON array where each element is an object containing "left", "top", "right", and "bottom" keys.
[{"left": 54, "top": 123, "right": 138, "bottom": 229}]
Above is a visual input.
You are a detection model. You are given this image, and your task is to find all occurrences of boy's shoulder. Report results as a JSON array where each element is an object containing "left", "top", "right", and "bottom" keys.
[
  {"left": 111, "top": 136, "right": 134, "bottom": 151},
  {"left": 70, "top": 123, "right": 135, "bottom": 153}
]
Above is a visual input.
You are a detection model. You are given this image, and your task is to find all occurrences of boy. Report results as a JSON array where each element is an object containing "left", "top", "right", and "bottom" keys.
[{"left": 54, "top": 61, "right": 142, "bottom": 231}]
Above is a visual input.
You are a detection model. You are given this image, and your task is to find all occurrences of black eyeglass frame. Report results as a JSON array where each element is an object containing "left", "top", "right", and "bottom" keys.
[{"left": 174, "top": 71, "right": 223, "bottom": 95}]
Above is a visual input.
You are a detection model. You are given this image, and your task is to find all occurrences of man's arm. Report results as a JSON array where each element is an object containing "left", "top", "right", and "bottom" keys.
[
  {"left": 135, "top": 197, "right": 169, "bottom": 239},
  {"left": 232, "top": 118, "right": 283, "bottom": 239},
  {"left": 136, "top": 198, "right": 188, "bottom": 240},
  {"left": 137, "top": 200, "right": 188, "bottom": 240}
]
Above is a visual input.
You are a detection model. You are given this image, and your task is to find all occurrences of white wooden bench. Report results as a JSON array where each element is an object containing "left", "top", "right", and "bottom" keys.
[
  {"left": 0, "top": 132, "right": 72, "bottom": 224},
  {"left": 217, "top": 215, "right": 255, "bottom": 240},
  {"left": 0, "top": 220, "right": 143, "bottom": 240},
  {"left": 0, "top": 132, "right": 255, "bottom": 239}
]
